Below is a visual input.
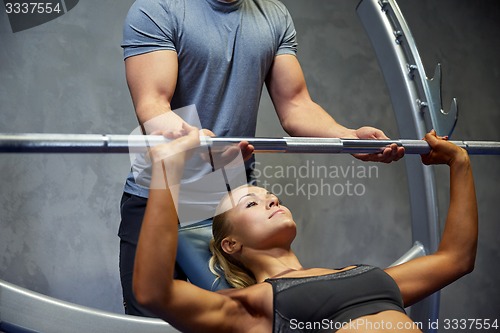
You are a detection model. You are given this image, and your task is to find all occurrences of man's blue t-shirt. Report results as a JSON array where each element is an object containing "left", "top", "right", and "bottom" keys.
[{"left": 122, "top": 0, "right": 298, "bottom": 198}]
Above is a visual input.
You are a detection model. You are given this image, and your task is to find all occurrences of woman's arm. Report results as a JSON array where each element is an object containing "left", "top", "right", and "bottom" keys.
[
  {"left": 385, "top": 130, "right": 478, "bottom": 306},
  {"left": 133, "top": 125, "right": 248, "bottom": 332}
]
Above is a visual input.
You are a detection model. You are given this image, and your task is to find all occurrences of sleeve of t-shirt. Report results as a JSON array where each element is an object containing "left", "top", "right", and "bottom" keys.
[
  {"left": 121, "top": 0, "right": 177, "bottom": 60},
  {"left": 276, "top": 4, "right": 298, "bottom": 56}
]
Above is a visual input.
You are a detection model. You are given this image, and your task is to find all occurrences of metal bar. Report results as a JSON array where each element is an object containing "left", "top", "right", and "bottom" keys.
[
  {"left": 0, "top": 278, "right": 176, "bottom": 333},
  {"left": 0, "top": 133, "right": 499, "bottom": 155},
  {"left": 389, "top": 242, "right": 427, "bottom": 267}
]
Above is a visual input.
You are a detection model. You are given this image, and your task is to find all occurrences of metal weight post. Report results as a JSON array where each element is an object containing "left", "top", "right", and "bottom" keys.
[{"left": 356, "top": 0, "right": 464, "bottom": 330}]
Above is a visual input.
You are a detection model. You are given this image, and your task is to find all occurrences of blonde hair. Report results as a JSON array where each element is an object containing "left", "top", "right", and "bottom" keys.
[{"left": 209, "top": 198, "right": 257, "bottom": 289}]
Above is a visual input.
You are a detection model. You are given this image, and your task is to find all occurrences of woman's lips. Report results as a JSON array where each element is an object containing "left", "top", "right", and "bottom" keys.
[{"left": 269, "top": 209, "right": 285, "bottom": 219}]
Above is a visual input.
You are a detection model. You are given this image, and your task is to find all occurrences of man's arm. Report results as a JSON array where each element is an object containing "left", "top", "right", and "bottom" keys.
[
  {"left": 125, "top": 50, "right": 185, "bottom": 133},
  {"left": 266, "top": 54, "right": 403, "bottom": 162},
  {"left": 265, "top": 54, "right": 352, "bottom": 137},
  {"left": 125, "top": 50, "right": 254, "bottom": 158}
]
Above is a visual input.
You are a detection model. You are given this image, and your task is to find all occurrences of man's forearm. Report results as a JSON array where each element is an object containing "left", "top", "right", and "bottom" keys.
[{"left": 280, "top": 100, "right": 355, "bottom": 138}]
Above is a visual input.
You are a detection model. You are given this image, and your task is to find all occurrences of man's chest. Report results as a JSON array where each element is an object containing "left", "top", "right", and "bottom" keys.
[{"left": 175, "top": 6, "right": 280, "bottom": 70}]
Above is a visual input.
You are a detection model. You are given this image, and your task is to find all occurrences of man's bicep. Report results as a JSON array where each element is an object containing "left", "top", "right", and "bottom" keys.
[
  {"left": 125, "top": 50, "right": 179, "bottom": 124},
  {"left": 266, "top": 55, "right": 312, "bottom": 116}
]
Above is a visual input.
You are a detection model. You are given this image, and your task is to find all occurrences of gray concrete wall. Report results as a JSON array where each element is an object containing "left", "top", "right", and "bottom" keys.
[{"left": 1, "top": 0, "right": 498, "bottom": 329}]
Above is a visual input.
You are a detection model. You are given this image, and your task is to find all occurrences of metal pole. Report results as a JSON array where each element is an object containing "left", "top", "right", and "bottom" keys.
[{"left": 0, "top": 133, "right": 499, "bottom": 155}]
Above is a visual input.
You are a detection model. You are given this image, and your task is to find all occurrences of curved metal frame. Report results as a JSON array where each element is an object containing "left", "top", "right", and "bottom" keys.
[
  {"left": 0, "top": 279, "right": 178, "bottom": 333},
  {"left": 356, "top": 0, "right": 460, "bottom": 331}
]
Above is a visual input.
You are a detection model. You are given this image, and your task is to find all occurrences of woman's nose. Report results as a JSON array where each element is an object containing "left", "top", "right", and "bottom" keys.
[{"left": 267, "top": 196, "right": 279, "bottom": 208}]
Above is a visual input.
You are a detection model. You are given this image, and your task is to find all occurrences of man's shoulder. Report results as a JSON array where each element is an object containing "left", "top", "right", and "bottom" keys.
[
  {"left": 129, "top": 0, "right": 187, "bottom": 15},
  {"left": 251, "top": 0, "right": 287, "bottom": 10},
  {"left": 248, "top": 0, "right": 290, "bottom": 18}
]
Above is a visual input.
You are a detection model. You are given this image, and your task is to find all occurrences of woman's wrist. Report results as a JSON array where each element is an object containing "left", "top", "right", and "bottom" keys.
[{"left": 449, "top": 149, "right": 470, "bottom": 169}]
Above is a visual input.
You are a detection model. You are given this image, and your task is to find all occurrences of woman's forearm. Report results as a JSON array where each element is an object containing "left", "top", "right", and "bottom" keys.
[
  {"left": 437, "top": 154, "right": 478, "bottom": 274},
  {"left": 133, "top": 159, "right": 184, "bottom": 310}
]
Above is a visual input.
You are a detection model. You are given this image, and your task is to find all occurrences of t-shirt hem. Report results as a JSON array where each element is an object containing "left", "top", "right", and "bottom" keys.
[{"left": 123, "top": 46, "right": 177, "bottom": 60}]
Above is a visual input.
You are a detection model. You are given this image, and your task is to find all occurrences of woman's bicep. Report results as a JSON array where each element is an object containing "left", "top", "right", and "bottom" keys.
[
  {"left": 153, "top": 280, "right": 245, "bottom": 333},
  {"left": 385, "top": 253, "right": 466, "bottom": 307}
]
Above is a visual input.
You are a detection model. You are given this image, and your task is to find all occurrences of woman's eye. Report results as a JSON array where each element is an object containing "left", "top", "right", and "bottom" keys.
[{"left": 246, "top": 201, "right": 257, "bottom": 208}]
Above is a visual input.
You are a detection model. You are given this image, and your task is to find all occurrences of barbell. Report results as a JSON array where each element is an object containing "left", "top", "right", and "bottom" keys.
[{"left": 0, "top": 133, "right": 499, "bottom": 155}]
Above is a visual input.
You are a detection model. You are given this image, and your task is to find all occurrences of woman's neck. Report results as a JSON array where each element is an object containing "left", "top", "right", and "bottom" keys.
[{"left": 243, "top": 248, "right": 303, "bottom": 282}]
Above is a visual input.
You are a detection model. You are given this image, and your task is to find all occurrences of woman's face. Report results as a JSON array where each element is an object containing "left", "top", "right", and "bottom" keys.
[{"left": 220, "top": 186, "right": 297, "bottom": 250}]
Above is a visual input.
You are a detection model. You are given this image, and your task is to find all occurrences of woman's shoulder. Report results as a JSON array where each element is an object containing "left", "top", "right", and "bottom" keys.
[
  {"left": 217, "top": 282, "right": 274, "bottom": 314},
  {"left": 216, "top": 281, "right": 272, "bottom": 298}
]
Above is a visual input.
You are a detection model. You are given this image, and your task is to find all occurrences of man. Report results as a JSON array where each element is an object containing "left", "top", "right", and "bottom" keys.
[{"left": 119, "top": 0, "right": 403, "bottom": 316}]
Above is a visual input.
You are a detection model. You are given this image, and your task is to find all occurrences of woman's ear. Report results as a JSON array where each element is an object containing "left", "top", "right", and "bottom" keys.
[{"left": 221, "top": 237, "right": 242, "bottom": 255}]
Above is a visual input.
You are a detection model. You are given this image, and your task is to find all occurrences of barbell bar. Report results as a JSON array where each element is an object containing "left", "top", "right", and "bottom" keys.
[{"left": 0, "top": 133, "right": 499, "bottom": 155}]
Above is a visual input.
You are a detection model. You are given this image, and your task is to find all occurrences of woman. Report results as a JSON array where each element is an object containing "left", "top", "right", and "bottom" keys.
[{"left": 133, "top": 124, "right": 477, "bottom": 333}]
